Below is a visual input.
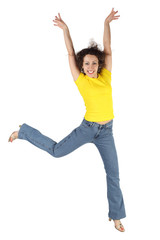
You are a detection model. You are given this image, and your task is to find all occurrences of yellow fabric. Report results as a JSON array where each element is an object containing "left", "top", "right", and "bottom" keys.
[{"left": 74, "top": 68, "right": 114, "bottom": 121}]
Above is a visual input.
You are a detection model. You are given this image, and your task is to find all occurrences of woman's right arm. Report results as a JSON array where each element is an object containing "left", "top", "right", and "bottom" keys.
[{"left": 53, "top": 13, "right": 80, "bottom": 81}]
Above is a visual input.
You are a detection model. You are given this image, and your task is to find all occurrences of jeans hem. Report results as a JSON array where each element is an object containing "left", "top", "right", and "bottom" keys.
[
  {"left": 18, "top": 123, "right": 28, "bottom": 139},
  {"left": 108, "top": 214, "right": 126, "bottom": 220}
]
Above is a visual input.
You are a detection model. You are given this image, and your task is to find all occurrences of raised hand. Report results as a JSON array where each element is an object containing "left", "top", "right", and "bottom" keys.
[
  {"left": 53, "top": 13, "right": 68, "bottom": 30},
  {"left": 105, "top": 8, "right": 120, "bottom": 24}
]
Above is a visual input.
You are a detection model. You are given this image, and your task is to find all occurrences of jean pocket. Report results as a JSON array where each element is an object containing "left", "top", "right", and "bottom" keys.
[
  {"left": 106, "top": 123, "right": 113, "bottom": 129},
  {"left": 103, "top": 123, "right": 113, "bottom": 135},
  {"left": 81, "top": 121, "right": 92, "bottom": 128}
]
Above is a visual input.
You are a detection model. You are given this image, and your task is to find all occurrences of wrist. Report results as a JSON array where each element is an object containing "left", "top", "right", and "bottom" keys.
[
  {"left": 104, "top": 20, "right": 110, "bottom": 25},
  {"left": 63, "top": 25, "right": 69, "bottom": 32}
]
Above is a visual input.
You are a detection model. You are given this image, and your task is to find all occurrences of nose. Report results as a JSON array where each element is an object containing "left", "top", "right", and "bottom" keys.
[{"left": 88, "top": 65, "right": 94, "bottom": 70}]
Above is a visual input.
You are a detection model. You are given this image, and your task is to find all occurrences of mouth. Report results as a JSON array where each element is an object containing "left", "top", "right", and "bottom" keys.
[{"left": 87, "top": 71, "right": 94, "bottom": 75}]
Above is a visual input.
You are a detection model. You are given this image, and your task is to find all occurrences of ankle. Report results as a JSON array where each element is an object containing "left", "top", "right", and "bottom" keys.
[{"left": 14, "top": 131, "right": 19, "bottom": 139}]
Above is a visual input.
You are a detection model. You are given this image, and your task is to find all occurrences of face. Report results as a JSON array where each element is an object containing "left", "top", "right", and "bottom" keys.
[{"left": 82, "top": 54, "right": 99, "bottom": 78}]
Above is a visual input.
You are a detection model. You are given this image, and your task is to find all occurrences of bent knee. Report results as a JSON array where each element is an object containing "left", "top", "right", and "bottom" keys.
[
  {"left": 50, "top": 149, "right": 64, "bottom": 158},
  {"left": 45, "top": 143, "right": 64, "bottom": 158},
  {"left": 53, "top": 153, "right": 62, "bottom": 158}
]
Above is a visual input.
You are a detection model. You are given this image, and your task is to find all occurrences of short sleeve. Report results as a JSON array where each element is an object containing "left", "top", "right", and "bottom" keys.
[
  {"left": 99, "top": 68, "right": 112, "bottom": 84},
  {"left": 74, "top": 72, "right": 85, "bottom": 86}
]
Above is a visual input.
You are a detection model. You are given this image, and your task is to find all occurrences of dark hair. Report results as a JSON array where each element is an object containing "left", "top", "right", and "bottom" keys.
[{"left": 75, "top": 39, "right": 106, "bottom": 73}]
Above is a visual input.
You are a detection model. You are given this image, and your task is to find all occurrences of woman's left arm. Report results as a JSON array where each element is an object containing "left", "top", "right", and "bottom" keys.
[{"left": 103, "top": 8, "right": 120, "bottom": 72}]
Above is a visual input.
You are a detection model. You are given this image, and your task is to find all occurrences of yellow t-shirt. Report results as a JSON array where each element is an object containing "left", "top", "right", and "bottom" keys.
[{"left": 74, "top": 68, "right": 114, "bottom": 122}]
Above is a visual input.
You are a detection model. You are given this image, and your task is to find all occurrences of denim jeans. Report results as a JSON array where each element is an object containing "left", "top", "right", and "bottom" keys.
[{"left": 18, "top": 118, "right": 126, "bottom": 220}]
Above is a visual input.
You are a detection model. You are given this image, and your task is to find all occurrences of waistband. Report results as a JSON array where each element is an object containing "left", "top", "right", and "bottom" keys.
[{"left": 82, "top": 118, "right": 113, "bottom": 128}]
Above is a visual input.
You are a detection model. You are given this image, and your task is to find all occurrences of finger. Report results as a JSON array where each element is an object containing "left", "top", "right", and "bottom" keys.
[
  {"left": 113, "top": 16, "right": 120, "bottom": 18},
  {"left": 55, "top": 16, "right": 60, "bottom": 20},
  {"left": 112, "top": 11, "right": 118, "bottom": 16},
  {"left": 113, "top": 11, "right": 119, "bottom": 16},
  {"left": 58, "top": 13, "right": 62, "bottom": 20}
]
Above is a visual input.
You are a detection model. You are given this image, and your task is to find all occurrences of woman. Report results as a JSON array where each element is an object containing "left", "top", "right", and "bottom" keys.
[{"left": 8, "top": 9, "right": 126, "bottom": 232}]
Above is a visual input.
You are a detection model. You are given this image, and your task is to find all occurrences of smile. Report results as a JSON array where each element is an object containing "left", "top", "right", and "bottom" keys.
[{"left": 88, "top": 71, "right": 94, "bottom": 74}]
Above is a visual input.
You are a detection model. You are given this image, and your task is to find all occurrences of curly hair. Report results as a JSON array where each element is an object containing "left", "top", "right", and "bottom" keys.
[{"left": 75, "top": 39, "right": 106, "bottom": 74}]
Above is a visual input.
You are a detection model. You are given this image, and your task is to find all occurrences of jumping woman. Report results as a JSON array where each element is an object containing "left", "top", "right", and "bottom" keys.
[{"left": 8, "top": 8, "right": 126, "bottom": 232}]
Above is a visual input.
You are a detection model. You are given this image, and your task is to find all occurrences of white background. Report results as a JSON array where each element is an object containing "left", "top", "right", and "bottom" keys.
[{"left": 1, "top": 0, "right": 160, "bottom": 239}]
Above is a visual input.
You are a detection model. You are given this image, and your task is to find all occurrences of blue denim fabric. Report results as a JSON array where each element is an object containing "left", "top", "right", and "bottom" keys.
[{"left": 18, "top": 118, "right": 126, "bottom": 220}]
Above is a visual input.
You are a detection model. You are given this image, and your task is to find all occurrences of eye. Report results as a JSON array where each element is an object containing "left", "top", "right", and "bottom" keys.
[{"left": 85, "top": 62, "right": 89, "bottom": 65}]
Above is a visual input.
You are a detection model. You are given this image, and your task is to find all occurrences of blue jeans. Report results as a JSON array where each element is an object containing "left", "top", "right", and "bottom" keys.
[{"left": 18, "top": 118, "right": 126, "bottom": 220}]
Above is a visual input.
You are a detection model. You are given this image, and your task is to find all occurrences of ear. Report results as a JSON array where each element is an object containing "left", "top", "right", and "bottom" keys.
[
  {"left": 98, "top": 66, "right": 101, "bottom": 73},
  {"left": 81, "top": 68, "right": 84, "bottom": 73}
]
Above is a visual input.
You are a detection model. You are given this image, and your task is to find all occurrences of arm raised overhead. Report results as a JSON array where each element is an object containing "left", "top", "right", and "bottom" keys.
[
  {"left": 103, "top": 8, "right": 120, "bottom": 72},
  {"left": 53, "top": 13, "right": 80, "bottom": 81}
]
